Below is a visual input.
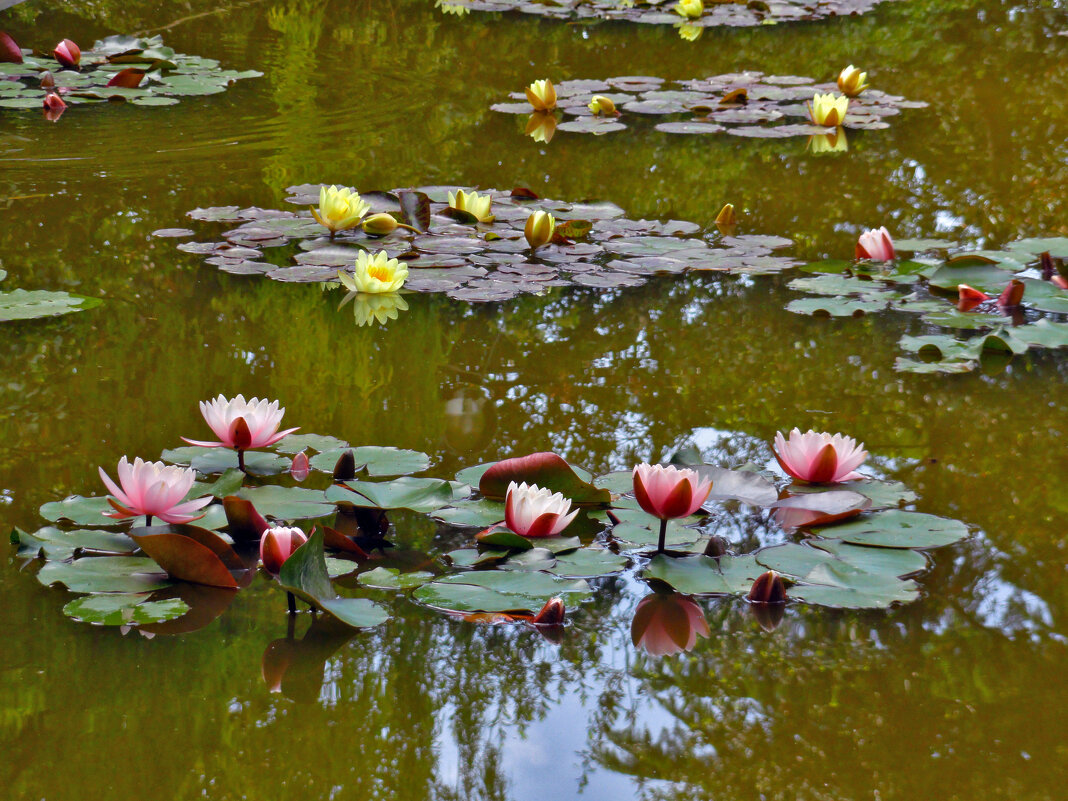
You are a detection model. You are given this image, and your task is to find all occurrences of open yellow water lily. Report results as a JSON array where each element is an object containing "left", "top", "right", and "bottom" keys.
[
  {"left": 526, "top": 79, "right": 557, "bottom": 112},
  {"left": 525, "top": 112, "right": 557, "bottom": 143},
  {"left": 448, "top": 189, "right": 494, "bottom": 223},
  {"left": 311, "top": 185, "right": 370, "bottom": 236},
  {"left": 338, "top": 250, "right": 408, "bottom": 294},
  {"left": 675, "top": 0, "right": 703, "bottom": 18},
  {"left": 808, "top": 93, "right": 849, "bottom": 127},
  {"left": 837, "top": 65, "right": 869, "bottom": 97},
  {"left": 524, "top": 210, "right": 556, "bottom": 250},
  {"left": 587, "top": 95, "right": 617, "bottom": 116}
]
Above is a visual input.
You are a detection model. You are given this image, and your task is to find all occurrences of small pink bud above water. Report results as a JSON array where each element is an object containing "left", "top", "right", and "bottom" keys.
[
  {"left": 855, "top": 226, "right": 895, "bottom": 261},
  {"left": 54, "top": 38, "right": 81, "bottom": 68},
  {"left": 747, "top": 570, "right": 787, "bottom": 604},
  {"left": 532, "top": 597, "right": 566, "bottom": 626},
  {"left": 260, "top": 526, "right": 308, "bottom": 575},
  {"left": 290, "top": 451, "right": 310, "bottom": 482}
]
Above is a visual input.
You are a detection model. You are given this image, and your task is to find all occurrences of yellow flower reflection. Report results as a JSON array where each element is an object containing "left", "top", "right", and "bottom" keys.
[
  {"left": 338, "top": 250, "right": 408, "bottom": 294},
  {"left": 525, "top": 111, "right": 558, "bottom": 143},
  {"left": 808, "top": 92, "right": 849, "bottom": 127},
  {"left": 677, "top": 23, "right": 703, "bottom": 41},
  {"left": 808, "top": 127, "right": 849, "bottom": 154},
  {"left": 339, "top": 291, "right": 410, "bottom": 327}
]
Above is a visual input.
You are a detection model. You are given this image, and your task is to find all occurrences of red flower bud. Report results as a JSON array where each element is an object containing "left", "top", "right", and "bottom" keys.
[
  {"left": 260, "top": 526, "right": 308, "bottom": 575},
  {"left": 747, "top": 570, "right": 787, "bottom": 604},
  {"left": 53, "top": 38, "right": 81, "bottom": 68},
  {"left": 532, "top": 597, "right": 565, "bottom": 626},
  {"left": 997, "top": 279, "right": 1025, "bottom": 308}
]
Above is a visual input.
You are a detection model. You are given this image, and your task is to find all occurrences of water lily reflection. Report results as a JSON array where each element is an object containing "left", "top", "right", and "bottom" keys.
[
  {"left": 338, "top": 291, "right": 409, "bottom": 327},
  {"left": 632, "top": 591, "right": 710, "bottom": 656},
  {"left": 525, "top": 111, "right": 557, "bottom": 143},
  {"left": 435, "top": 0, "right": 471, "bottom": 14},
  {"left": 677, "top": 22, "right": 703, "bottom": 41},
  {"left": 808, "top": 127, "right": 849, "bottom": 154}
]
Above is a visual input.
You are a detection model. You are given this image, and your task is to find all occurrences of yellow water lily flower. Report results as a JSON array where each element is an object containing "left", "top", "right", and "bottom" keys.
[
  {"left": 448, "top": 189, "right": 494, "bottom": 223},
  {"left": 836, "top": 65, "right": 869, "bottom": 97},
  {"left": 525, "top": 112, "right": 557, "bottom": 143},
  {"left": 808, "top": 127, "right": 849, "bottom": 154},
  {"left": 808, "top": 93, "right": 849, "bottom": 127},
  {"left": 677, "top": 23, "right": 703, "bottom": 41},
  {"left": 587, "top": 96, "right": 617, "bottom": 116},
  {"left": 340, "top": 291, "right": 410, "bottom": 327},
  {"left": 526, "top": 79, "right": 557, "bottom": 112},
  {"left": 675, "top": 0, "right": 703, "bottom": 18},
  {"left": 311, "top": 185, "right": 370, "bottom": 236},
  {"left": 338, "top": 250, "right": 409, "bottom": 294},
  {"left": 524, "top": 211, "right": 556, "bottom": 250}
]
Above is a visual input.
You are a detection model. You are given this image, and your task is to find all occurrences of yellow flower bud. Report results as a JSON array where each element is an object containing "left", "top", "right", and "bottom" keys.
[
  {"left": 808, "top": 92, "right": 849, "bottom": 127},
  {"left": 311, "top": 185, "right": 370, "bottom": 236},
  {"left": 675, "top": 0, "right": 703, "bottom": 18},
  {"left": 715, "top": 203, "right": 736, "bottom": 227},
  {"left": 524, "top": 210, "right": 556, "bottom": 250},
  {"left": 338, "top": 250, "right": 408, "bottom": 294},
  {"left": 836, "top": 65, "right": 869, "bottom": 97},
  {"left": 587, "top": 95, "right": 617, "bottom": 116},
  {"left": 525, "top": 79, "right": 557, "bottom": 112},
  {"left": 448, "top": 189, "right": 494, "bottom": 223},
  {"left": 361, "top": 213, "right": 399, "bottom": 236}
]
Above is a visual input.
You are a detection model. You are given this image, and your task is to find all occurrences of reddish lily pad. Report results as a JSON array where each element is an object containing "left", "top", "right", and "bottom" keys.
[
  {"left": 128, "top": 525, "right": 246, "bottom": 588},
  {"left": 479, "top": 452, "right": 611, "bottom": 506}
]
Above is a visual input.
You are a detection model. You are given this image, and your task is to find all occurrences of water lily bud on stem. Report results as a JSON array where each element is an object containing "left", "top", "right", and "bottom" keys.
[
  {"left": 361, "top": 213, "right": 399, "bottom": 236},
  {"left": 532, "top": 597, "right": 566, "bottom": 626},
  {"left": 747, "top": 570, "right": 787, "bottom": 604},
  {"left": 587, "top": 95, "right": 618, "bottom": 116},
  {"left": 53, "top": 38, "right": 81, "bottom": 68},
  {"left": 524, "top": 210, "right": 556, "bottom": 250},
  {"left": 836, "top": 65, "right": 869, "bottom": 97},
  {"left": 526, "top": 79, "right": 557, "bottom": 112},
  {"left": 260, "top": 526, "right": 308, "bottom": 575}
]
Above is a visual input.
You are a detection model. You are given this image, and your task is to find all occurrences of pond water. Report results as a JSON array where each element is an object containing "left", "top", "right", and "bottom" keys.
[{"left": 1, "top": 0, "right": 1067, "bottom": 798}]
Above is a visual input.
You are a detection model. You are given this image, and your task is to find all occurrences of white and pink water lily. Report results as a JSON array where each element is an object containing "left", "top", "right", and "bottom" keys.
[
  {"left": 260, "top": 526, "right": 308, "bottom": 575},
  {"left": 632, "top": 463, "right": 712, "bottom": 520},
  {"left": 98, "top": 456, "right": 211, "bottom": 524},
  {"left": 773, "top": 428, "right": 868, "bottom": 484},
  {"left": 183, "top": 394, "right": 298, "bottom": 451},
  {"left": 504, "top": 481, "right": 579, "bottom": 538},
  {"left": 855, "top": 226, "right": 895, "bottom": 261}
]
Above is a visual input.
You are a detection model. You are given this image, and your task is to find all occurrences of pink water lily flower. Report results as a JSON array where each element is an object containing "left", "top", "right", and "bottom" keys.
[
  {"left": 53, "top": 38, "right": 80, "bottom": 68},
  {"left": 773, "top": 428, "right": 867, "bottom": 484},
  {"left": 98, "top": 456, "right": 211, "bottom": 525},
  {"left": 183, "top": 394, "right": 298, "bottom": 458},
  {"left": 504, "top": 481, "right": 579, "bottom": 538},
  {"left": 260, "top": 526, "right": 308, "bottom": 575},
  {"left": 855, "top": 226, "right": 895, "bottom": 261},
  {"left": 632, "top": 593, "right": 710, "bottom": 656},
  {"left": 632, "top": 463, "right": 712, "bottom": 520}
]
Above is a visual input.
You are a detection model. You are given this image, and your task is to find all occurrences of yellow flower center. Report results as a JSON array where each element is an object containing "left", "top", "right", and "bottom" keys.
[{"left": 368, "top": 266, "right": 392, "bottom": 282}]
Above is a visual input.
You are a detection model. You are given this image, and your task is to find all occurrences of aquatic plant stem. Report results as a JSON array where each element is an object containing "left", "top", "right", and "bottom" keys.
[
  {"left": 145, "top": 514, "right": 153, "bottom": 528},
  {"left": 238, "top": 449, "right": 246, "bottom": 473},
  {"left": 287, "top": 591, "right": 296, "bottom": 615},
  {"left": 657, "top": 519, "right": 668, "bottom": 554}
]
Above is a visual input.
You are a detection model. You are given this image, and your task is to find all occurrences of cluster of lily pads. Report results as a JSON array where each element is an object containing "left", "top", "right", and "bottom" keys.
[
  {"left": 0, "top": 31, "right": 260, "bottom": 120},
  {"left": 0, "top": 268, "right": 101, "bottom": 322},
  {"left": 168, "top": 184, "right": 797, "bottom": 303},
  {"left": 495, "top": 70, "right": 924, "bottom": 142},
  {"left": 13, "top": 393, "right": 970, "bottom": 637},
  {"left": 788, "top": 231, "right": 1068, "bottom": 373},
  {"left": 441, "top": 0, "right": 892, "bottom": 37}
]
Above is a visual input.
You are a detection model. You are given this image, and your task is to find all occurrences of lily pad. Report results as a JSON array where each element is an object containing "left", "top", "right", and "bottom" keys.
[
  {"left": 815, "top": 510, "right": 970, "bottom": 548},
  {"left": 356, "top": 567, "right": 435, "bottom": 590},
  {"left": 38, "top": 556, "right": 170, "bottom": 594},
  {"left": 327, "top": 477, "right": 469, "bottom": 513},
  {"left": 62, "top": 594, "right": 190, "bottom": 626},
  {"left": 643, "top": 554, "right": 763, "bottom": 596},
  {"left": 413, "top": 570, "right": 590, "bottom": 614},
  {"left": 0, "top": 287, "right": 101, "bottom": 322},
  {"left": 479, "top": 452, "right": 610, "bottom": 505},
  {"left": 432, "top": 499, "right": 507, "bottom": 528},
  {"left": 235, "top": 485, "right": 336, "bottom": 521},
  {"left": 161, "top": 446, "right": 290, "bottom": 476}
]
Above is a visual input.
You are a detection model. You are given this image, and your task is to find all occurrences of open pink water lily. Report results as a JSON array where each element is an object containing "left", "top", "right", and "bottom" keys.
[
  {"left": 98, "top": 456, "right": 211, "bottom": 524},
  {"left": 260, "top": 526, "right": 308, "bottom": 575},
  {"left": 183, "top": 394, "right": 298, "bottom": 450},
  {"left": 632, "top": 463, "right": 712, "bottom": 520},
  {"left": 773, "top": 428, "right": 867, "bottom": 484},
  {"left": 504, "top": 481, "right": 579, "bottom": 538},
  {"left": 855, "top": 226, "right": 895, "bottom": 261},
  {"left": 632, "top": 593, "right": 710, "bottom": 656}
]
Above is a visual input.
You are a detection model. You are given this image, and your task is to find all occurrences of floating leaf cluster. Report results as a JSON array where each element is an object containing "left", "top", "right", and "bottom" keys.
[
  {"left": 0, "top": 269, "right": 101, "bottom": 322},
  {"left": 493, "top": 72, "right": 925, "bottom": 139},
  {"left": 445, "top": 0, "right": 893, "bottom": 31},
  {"left": 15, "top": 425, "right": 970, "bottom": 636},
  {"left": 0, "top": 33, "right": 260, "bottom": 114},
  {"left": 787, "top": 237, "right": 1068, "bottom": 373},
  {"left": 171, "top": 185, "right": 797, "bottom": 302}
]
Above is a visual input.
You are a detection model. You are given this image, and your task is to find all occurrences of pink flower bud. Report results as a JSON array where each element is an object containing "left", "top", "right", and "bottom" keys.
[
  {"left": 290, "top": 451, "right": 310, "bottom": 482},
  {"left": 54, "top": 38, "right": 81, "bottom": 68},
  {"left": 260, "top": 526, "right": 308, "bottom": 574}
]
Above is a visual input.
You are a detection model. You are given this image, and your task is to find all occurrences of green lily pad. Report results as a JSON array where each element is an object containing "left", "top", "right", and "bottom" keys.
[
  {"left": 432, "top": 499, "right": 507, "bottom": 528},
  {"left": 12, "top": 526, "right": 136, "bottom": 559},
  {"left": 309, "top": 446, "right": 431, "bottom": 476},
  {"left": 0, "top": 288, "right": 101, "bottom": 321},
  {"left": 547, "top": 548, "right": 627, "bottom": 578},
  {"left": 38, "top": 556, "right": 170, "bottom": 594},
  {"left": 643, "top": 553, "right": 763, "bottom": 596},
  {"left": 40, "top": 496, "right": 119, "bottom": 527},
  {"left": 788, "top": 561, "right": 920, "bottom": 608},
  {"left": 787, "top": 296, "right": 887, "bottom": 317},
  {"left": 277, "top": 529, "right": 388, "bottom": 628},
  {"left": 62, "top": 594, "right": 190, "bottom": 626},
  {"left": 356, "top": 567, "right": 434, "bottom": 590},
  {"left": 327, "top": 477, "right": 469, "bottom": 513},
  {"left": 815, "top": 510, "right": 969, "bottom": 548},
  {"left": 413, "top": 570, "right": 590, "bottom": 614},
  {"left": 161, "top": 446, "right": 290, "bottom": 476},
  {"left": 274, "top": 433, "right": 349, "bottom": 454},
  {"left": 235, "top": 485, "right": 335, "bottom": 521}
]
